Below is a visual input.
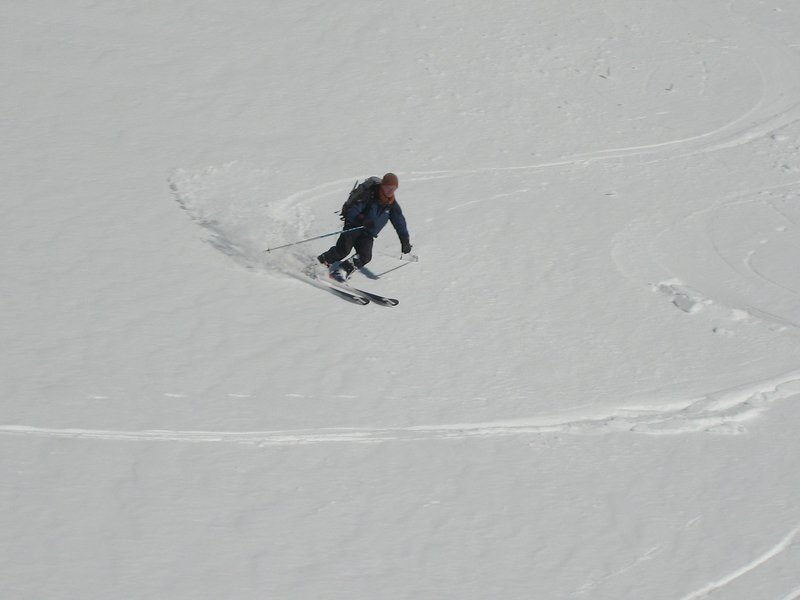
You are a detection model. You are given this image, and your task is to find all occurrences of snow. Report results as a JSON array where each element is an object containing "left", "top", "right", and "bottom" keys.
[{"left": 3, "top": 0, "right": 800, "bottom": 598}]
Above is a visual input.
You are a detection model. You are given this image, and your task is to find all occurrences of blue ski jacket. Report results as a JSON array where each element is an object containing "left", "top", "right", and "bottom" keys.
[{"left": 343, "top": 185, "right": 409, "bottom": 243}]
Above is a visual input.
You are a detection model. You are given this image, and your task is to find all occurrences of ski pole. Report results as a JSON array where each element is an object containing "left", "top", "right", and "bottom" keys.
[
  {"left": 378, "top": 251, "right": 420, "bottom": 262},
  {"left": 264, "top": 226, "right": 364, "bottom": 252}
]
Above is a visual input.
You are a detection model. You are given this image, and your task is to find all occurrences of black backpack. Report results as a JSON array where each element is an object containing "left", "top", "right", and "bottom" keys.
[{"left": 339, "top": 177, "right": 381, "bottom": 221}]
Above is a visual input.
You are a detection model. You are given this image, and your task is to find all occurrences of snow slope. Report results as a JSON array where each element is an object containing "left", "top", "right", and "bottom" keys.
[{"left": 3, "top": 1, "right": 800, "bottom": 598}]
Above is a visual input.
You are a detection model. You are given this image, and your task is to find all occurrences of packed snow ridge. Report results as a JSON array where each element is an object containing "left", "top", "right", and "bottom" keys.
[{"left": 4, "top": 367, "right": 800, "bottom": 444}]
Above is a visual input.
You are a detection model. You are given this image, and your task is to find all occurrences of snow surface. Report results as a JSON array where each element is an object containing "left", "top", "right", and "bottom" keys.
[{"left": 3, "top": 1, "right": 800, "bottom": 598}]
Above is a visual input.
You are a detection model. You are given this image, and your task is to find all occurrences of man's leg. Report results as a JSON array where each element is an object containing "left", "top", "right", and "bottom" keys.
[
  {"left": 337, "top": 235, "right": 374, "bottom": 278},
  {"left": 352, "top": 235, "right": 374, "bottom": 268},
  {"left": 318, "top": 230, "right": 359, "bottom": 265}
]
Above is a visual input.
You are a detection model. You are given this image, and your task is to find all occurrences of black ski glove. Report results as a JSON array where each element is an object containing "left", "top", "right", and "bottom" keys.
[{"left": 400, "top": 237, "right": 412, "bottom": 254}]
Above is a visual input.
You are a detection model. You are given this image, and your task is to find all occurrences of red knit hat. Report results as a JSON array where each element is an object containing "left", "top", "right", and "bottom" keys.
[{"left": 381, "top": 173, "right": 399, "bottom": 187}]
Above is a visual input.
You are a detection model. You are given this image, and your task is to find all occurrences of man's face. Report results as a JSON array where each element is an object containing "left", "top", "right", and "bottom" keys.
[{"left": 381, "top": 184, "right": 397, "bottom": 199}]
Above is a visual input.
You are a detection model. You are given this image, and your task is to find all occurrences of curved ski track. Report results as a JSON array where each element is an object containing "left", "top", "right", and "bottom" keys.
[
  {"left": 3, "top": 369, "right": 800, "bottom": 445},
  {"left": 679, "top": 524, "right": 800, "bottom": 600}
]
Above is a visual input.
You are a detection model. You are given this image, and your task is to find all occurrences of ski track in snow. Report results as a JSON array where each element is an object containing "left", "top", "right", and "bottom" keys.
[
  {"left": 781, "top": 589, "right": 800, "bottom": 600},
  {"left": 627, "top": 181, "right": 800, "bottom": 333},
  {"left": 679, "top": 524, "right": 800, "bottom": 600},
  {"left": 3, "top": 369, "right": 800, "bottom": 445}
]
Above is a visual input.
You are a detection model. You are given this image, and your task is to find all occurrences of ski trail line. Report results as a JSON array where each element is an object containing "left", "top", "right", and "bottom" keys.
[
  {"left": 678, "top": 524, "right": 800, "bottom": 600},
  {"left": 281, "top": 0, "right": 800, "bottom": 209},
  {"left": 779, "top": 587, "right": 800, "bottom": 600},
  {"left": 3, "top": 369, "right": 799, "bottom": 445}
]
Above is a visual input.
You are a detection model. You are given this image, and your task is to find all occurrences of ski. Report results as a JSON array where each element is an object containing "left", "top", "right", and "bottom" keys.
[
  {"left": 298, "top": 268, "right": 371, "bottom": 305},
  {"left": 346, "top": 285, "right": 399, "bottom": 307},
  {"left": 320, "top": 280, "right": 372, "bottom": 305},
  {"left": 326, "top": 273, "right": 399, "bottom": 307},
  {"left": 300, "top": 263, "right": 398, "bottom": 307}
]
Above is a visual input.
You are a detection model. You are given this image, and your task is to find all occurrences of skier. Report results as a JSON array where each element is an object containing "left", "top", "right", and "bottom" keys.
[{"left": 317, "top": 172, "right": 412, "bottom": 278}]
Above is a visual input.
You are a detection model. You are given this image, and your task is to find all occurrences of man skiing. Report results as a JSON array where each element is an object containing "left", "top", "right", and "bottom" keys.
[{"left": 317, "top": 172, "right": 412, "bottom": 278}]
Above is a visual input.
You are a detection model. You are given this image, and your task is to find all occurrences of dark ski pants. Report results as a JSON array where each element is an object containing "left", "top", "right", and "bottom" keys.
[{"left": 320, "top": 229, "right": 374, "bottom": 267}]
